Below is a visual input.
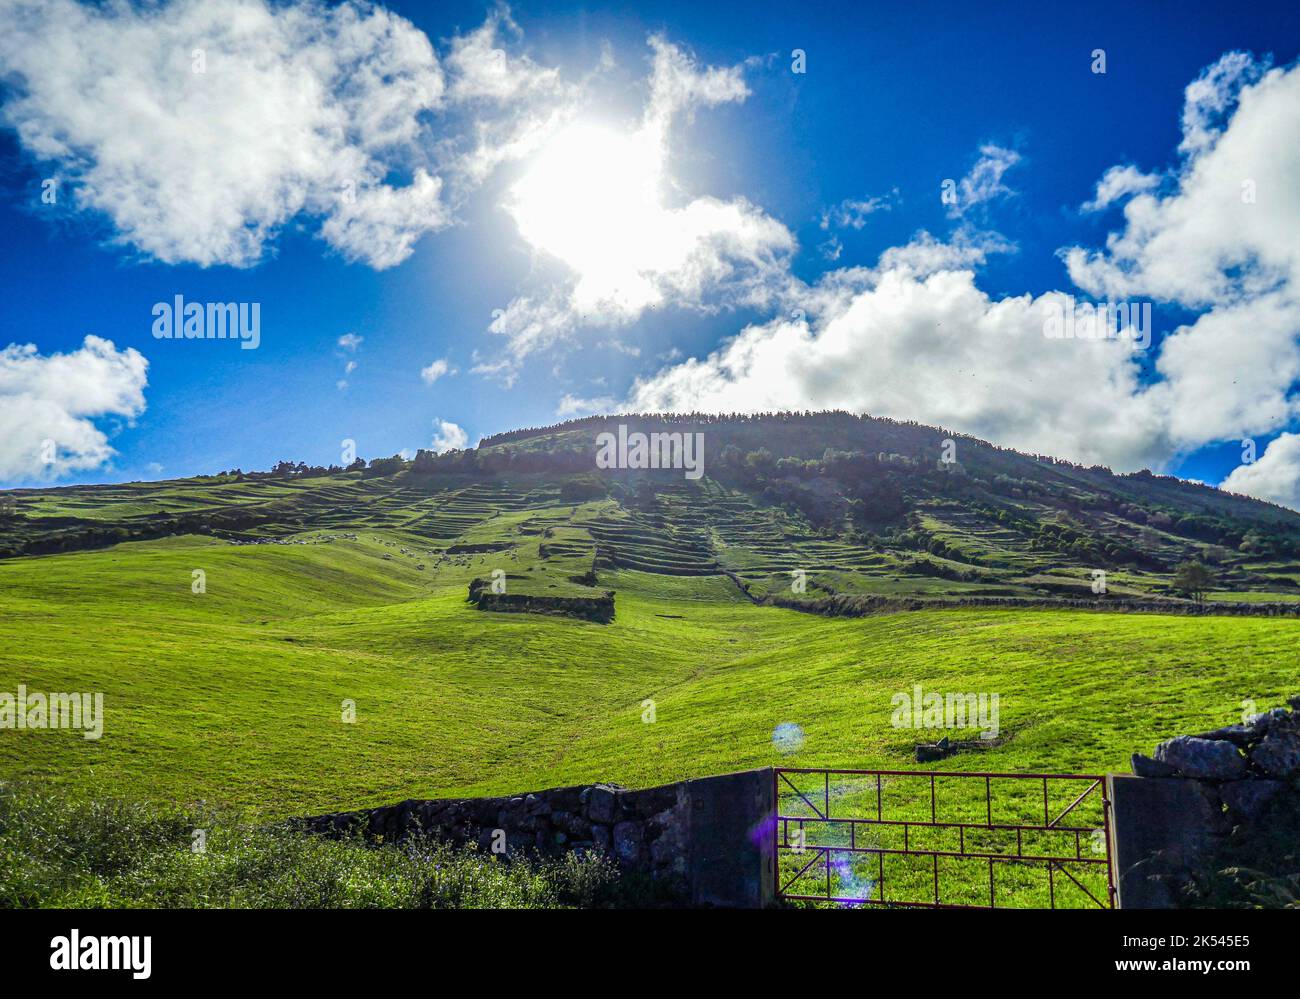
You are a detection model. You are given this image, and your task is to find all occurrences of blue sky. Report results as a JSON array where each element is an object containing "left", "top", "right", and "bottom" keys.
[{"left": 1, "top": 0, "right": 1298, "bottom": 506}]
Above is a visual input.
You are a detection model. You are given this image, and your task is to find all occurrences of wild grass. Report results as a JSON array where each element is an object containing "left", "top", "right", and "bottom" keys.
[{"left": 0, "top": 781, "right": 620, "bottom": 909}]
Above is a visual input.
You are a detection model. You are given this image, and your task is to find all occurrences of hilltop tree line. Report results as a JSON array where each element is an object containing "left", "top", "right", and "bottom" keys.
[
  {"left": 188, "top": 411, "right": 1298, "bottom": 555},
  {"left": 6, "top": 412, "right": 1297, "bottom": 571}
]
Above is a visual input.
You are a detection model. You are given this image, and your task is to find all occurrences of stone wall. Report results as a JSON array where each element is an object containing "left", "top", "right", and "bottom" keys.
[
  {"left": 467, "top": 578, "right": 615, "bottom": 623},
  {"left": 765, "top": 591, "right": 1300, "bottom": 618},
  {"left": 298, "top": 768, "right": 773, "bottom": 907},
  {"left": 1112, "top": 695, "right": 1300, "bottom": 907}
]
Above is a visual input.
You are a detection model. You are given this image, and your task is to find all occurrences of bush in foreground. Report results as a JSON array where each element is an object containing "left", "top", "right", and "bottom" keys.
[{"left": 0, "top": 783, "right": 621, "bottom": 909}]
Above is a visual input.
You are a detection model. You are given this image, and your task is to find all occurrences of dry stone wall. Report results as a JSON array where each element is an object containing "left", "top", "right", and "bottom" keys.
[
  {"left": 1113, "top": 695, "right": 1300, "bottom": 907},
  {"left": 466, "top": 578, "right": 616, "bottom": 622},
  {"left": 298, "top": 769, "right": 774, "bottom": 907}
]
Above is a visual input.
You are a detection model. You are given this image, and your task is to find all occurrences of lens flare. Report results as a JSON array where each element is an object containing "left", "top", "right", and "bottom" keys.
[{"left": 772, "top": 722, "right": 804, "bottom": 754}]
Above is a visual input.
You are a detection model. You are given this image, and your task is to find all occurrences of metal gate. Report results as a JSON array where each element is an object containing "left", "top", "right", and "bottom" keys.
[{"left": 773, "top": 768, "right": 1116, "bottom": 908}]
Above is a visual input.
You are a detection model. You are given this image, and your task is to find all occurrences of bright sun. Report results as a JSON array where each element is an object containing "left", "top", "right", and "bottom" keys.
[{"left": 508, "top": 122, "right": 678, "bottom": 311}]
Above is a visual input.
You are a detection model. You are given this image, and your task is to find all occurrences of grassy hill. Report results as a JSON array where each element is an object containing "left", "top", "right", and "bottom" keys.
[
  {"left": 2, "top": 411, "right": 1300, "bottom": 818},
  {"left": 3, "top": 531, "right": 1299, "bottom": 817},
  {"left": 5, "top": 411, "right": 1300, "bottom": 605}
]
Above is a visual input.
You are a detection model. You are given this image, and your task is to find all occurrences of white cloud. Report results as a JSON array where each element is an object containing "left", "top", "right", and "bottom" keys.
[
  {"left": 815, "top": 192, "right": 900, "bottom": 265},
  {"left": 626, "top": 54, "right": 1300, "bottom": 477},
  {"left": 1063, "top": 52, "right": 1300, "bottom": 451},
  {"left": 444, "top": 8, "right": 562, "bottom": 104},
  {"left": 1221, "top": 433, "right": 1300, "bottom": 510},
  {"left": 0, "top": 336, "right": 148, "bottom": 481},
  {"left": 948, "top": 144, "right": 1021, "bottom": 218},
  {"left": 320, "top": 170, "right": 448, "bottom": 270},
  {"left": 0, "top": 0, "right": 453, "bottom": 269},
  {"left": 643, "top": 33, "right": 749, "bottom": 138},
  {"left": 556, "top": 392, "right": 616, "bottom": 417},
  {"left": 483, "top": 36, "right": 794, "bottom": 376},
  {"left": 820, "top": 192, "right": 896, "bottom": 230},
  {"left": 626, "top": 254, "right": 1167, "bottom": 469},
  {"left": 818, "top": 236, "right": 842, "bottom": 261},
  {"left": 1179, "top": 51, "right": 1267, "bottom": 158},
  {"left": 335, "top": 333, "right": 360, "bottom": 390},
  {"left": 1145, "top": 296, "right": 1300, "bottom": 449},
  {"left": 1064, "top": 54, "right": 1299, "bottom": 309},
  {"left": 420, "top": 358, "right": 454, "bottom": 384},
  {"left": 430, "top": 418, "right": 468, "bottom": 452},
  {"left": 439, "top": 8, "right": 582, "bottom": 189},
  {"left": 1081, "top": 165, "right": 1160, "bottom": 212},
  {"left": 876, "top": 227, "right": 1014, "bottom": 276}
]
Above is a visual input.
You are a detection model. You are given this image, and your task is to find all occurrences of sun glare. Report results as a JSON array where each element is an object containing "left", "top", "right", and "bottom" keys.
[{"left": 508, "top": 122, "right": 676, "bottom": 311}]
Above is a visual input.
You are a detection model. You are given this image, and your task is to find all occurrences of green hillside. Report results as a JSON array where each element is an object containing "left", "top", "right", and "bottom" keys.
[
  {"left": 2, "top": 413, "right": 1299, "bottom": 817},
  {"left": 2, "top": 531, "right": 1298, "bottom": 817},
  {"left": 4, "top": 412, "right": 1300, "bottom": 606}
]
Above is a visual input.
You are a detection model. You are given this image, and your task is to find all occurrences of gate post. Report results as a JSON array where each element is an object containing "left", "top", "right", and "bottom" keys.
[
  {"left": 686, "top": 767, "right": 775, "bottom": 908},
  {"left": 1106, "top": 774, "right": 1225, "bottom": 909}
]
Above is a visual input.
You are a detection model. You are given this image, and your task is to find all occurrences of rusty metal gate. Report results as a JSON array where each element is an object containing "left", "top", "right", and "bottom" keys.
[{"left": 773, "top": 768, "right": 1116, "bottom": 908}]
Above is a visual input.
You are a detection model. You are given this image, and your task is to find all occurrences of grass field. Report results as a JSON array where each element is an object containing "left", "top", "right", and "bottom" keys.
[{"left": 2, "top": 528, "right": 1297, "bottom": 823}]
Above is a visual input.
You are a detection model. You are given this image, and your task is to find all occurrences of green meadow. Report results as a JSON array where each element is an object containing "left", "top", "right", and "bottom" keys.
[{"left": 2, "top": 529, "right": 1297, "bottom": 821}]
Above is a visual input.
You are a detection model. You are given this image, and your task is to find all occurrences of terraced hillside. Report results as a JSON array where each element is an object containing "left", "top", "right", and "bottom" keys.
[
  {"left": 5, "top": 411, "right": 1300, "bottom": 606},
  {"left": 2, "top": 413, "right": 1300, "bottom": 819}
]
